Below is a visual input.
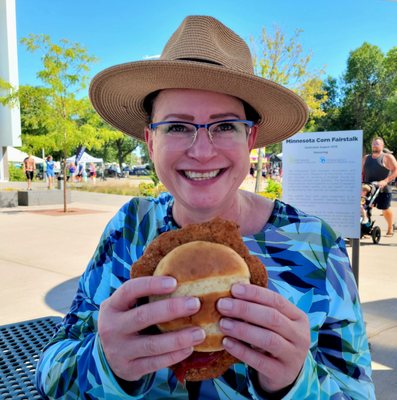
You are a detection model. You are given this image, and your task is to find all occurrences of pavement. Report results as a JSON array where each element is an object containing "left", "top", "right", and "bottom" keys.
[{"left": 1, "top": 179, "right": 396, "bottom": 399}]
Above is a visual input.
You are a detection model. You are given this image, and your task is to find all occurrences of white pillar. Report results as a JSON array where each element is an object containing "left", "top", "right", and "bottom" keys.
[{"left": 0, "top": 0, "right": 21, "bottom": 181}]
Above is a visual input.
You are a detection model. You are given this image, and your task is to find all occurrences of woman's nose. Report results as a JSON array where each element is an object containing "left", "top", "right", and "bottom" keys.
[{"left": 186, "top": 128, "right": 217, "bottom": 159}]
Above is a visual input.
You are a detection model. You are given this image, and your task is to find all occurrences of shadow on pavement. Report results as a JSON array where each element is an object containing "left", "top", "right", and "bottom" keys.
[
  {"left": 360, "top": 241, "right": 397, "bottom": 247},
  {"left": 45, "top": 276, "right": 79, "bottom": 313},
  {"left": 362, "top": 298, "right": 397, "bottom": 399}
]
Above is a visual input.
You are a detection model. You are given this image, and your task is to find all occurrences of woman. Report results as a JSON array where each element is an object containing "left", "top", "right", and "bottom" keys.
[
  {"left": 89, "top": 162, "right": 97, "bottom": 184},
  {"left": 45, "top": 155, "right": 55, "bottom": 189},
  {"left": 36, "top": 16, "right": 374, "bottom": 399}
]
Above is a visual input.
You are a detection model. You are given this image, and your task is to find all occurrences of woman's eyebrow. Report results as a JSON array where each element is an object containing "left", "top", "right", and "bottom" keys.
[
  {"left": 209, "top": 113, "right": 242, "bottom": 120},
  {"left": 161, "top": 112, "right": 242, "bottom": 121},
  {"left": 160, "top": 112, "right": 242, "bottom": 122},
  {"left": 162, "top": 113, "right": 194, "bottom": 121}
]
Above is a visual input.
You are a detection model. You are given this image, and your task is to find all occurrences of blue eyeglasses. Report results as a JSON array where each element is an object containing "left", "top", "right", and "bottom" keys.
[{"left": 149, "top": 119, "right": 254, "bottom": 149}]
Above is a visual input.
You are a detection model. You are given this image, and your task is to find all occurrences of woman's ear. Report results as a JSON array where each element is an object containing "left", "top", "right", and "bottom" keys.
[
  {"left": 248, "top": 125, "right": 259, "bottom": 151},
  {"left": 145, "top": 127, "right": 154, "bottom": 160}
]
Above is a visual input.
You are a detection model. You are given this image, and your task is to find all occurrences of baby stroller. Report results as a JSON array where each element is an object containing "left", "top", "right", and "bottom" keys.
[{"left": 360, "top": 182, "right": 382, "bottom": 244}]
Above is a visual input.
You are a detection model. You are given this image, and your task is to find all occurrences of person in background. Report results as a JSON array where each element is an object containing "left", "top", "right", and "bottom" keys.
[
  {"left": 82, "top": 166, "right": 88, "bottom": 182},
  {"left": 360, "top": 183, "right": 372, "bottom": 225},
  {"left": 36, "top": 16, "right": 374, "bottom": 399},
  {"left": 249, "top": 163, "right": 255, "bottom": 177},
  {"left": 116, "top": 163, "right": 121, "bottom": 178},
  {"left": 23, "top": 154, "right": 36, "bottom": 191},
  {"left": 45, "top": 155, "right": 55, "bottom": 189},
  {"left": 89, "top": 162, "right": 97, "bottom": 184},
  {"left": 68, "top": 162, "right": 76, "bottom": 183},
  {"left": 362, "top": 137, "right": 397, "bottom": 237},
  {"left": 76, "top": 163, "right": 84, "bottom": 182}
]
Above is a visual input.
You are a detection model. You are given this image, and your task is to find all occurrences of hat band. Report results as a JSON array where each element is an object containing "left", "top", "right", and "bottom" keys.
[{"left": 176, "top": 57, "right": 223, "bottom": 66}]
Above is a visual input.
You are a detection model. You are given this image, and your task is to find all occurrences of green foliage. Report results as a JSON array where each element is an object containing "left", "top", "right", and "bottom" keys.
[
  {"left": 18, "top": 35, "right": 102, "bottom": 158},
  {"left": 0, "top": 78, "right": 19, "bottom": 107},
  {"left": 74, "top": 181, "right": 167, "bottom": 197},
  {"left": 8, "top": 164, "right": 26, "bottom": 182},
  {"left": 313, "top": 42, "right": 397, "bottom": 155},
  {"left": 258, "top": 178, "right": 282, "bottom": 200},
  {"left": 250, "top": 26, "right": 327, "bottom": 185},
  {"left": 250, "top": 26, "right": 327, "bottom": 122},
  {"left": 74, "top": 183, "right": 141, "bottom": 196},
  {"left": 138, "top": 182, "right": 166, "bottom": 197}
]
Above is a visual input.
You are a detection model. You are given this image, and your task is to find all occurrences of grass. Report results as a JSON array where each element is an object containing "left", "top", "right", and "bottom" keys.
[
  {"left": 71, "top": 176, "right": 281, "bottom": 198},
  {"left": 72, "top": 178, "right": 166, "bottom": 197}
]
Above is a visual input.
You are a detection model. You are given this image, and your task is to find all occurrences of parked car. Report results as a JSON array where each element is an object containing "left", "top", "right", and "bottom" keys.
[
  {"left": 123, "top": 165, "right": 151, "bottom": 176},
  {"left": 131, "top": 165, "right": 150, "bottom": 176},
  {"left": 105, "top": 165, "right": 123, "bottom": 178}
]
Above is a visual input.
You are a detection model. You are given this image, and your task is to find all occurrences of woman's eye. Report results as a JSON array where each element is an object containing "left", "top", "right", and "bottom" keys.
[
  {"left": 214, "top": 123, "right": 235, "bottom": 132},
  {"left": 166, "top": 124, "right": 189, "bottom": 133}
]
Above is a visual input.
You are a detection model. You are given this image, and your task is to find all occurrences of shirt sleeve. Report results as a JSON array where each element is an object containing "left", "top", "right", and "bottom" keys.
[
  {"left": 35, "top": 204, "right": 155, "bottom": 399},
  {"left": 248, "top": 236, "right": 375, "bottom": 399}
]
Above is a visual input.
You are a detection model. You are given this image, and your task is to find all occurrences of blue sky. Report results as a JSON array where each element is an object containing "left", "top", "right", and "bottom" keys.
[{"left": 15, "top": 0, "right": 397, "bottom": 93}]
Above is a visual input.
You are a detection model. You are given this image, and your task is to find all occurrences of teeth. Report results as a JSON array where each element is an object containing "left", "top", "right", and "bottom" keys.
[{"left": 184, "top": 170, "right": 220, "bottom": 180}]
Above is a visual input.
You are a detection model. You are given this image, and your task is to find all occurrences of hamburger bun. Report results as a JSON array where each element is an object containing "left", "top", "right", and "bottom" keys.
[
  {"left": 150, "top": 240, "right": 251, "bottom": 352},
  {"left": 131, "top": 217, "right": 267, "bottom": 381}
]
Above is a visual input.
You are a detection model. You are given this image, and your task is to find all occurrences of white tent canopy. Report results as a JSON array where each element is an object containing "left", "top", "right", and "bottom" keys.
[
  {"left": 66, "top": 151, "right": 103, "bottom": 164},
  {"left": 7, "top": 146, "right": 44, "bottom": 164}
]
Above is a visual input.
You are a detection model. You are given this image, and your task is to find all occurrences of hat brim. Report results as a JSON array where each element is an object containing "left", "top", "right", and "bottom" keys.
[{"left": 89, "top": 60, "right": 308, "bottom": 148}]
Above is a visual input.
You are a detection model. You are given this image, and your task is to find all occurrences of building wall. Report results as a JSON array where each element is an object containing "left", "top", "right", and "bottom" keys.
[{"left": 0, "top": 0, "right": 22, "bottom": 181}]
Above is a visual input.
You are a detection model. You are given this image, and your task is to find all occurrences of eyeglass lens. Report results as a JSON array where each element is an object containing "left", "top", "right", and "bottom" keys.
[{"left": 153, "top": 121, "right": 251, "bottom": 149}]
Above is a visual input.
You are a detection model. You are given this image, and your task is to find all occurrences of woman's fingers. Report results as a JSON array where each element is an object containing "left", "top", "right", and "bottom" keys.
[
  {"left": 130, "top": 328, "right": 206, "bottom": 359},
  {"left": 222, "top": 338, "right": 289, "bottom": 387},
  {"left": 217, "top": 284, "right": 311, "bottom": 392},
  {"left": 123, "top": 347, "right": 195, "bottom": 382},
  {"left": 219, "top": 318, "right": 291, "bottom": 359},
  {"left": 108, "top": 276, "right": 178, "bottom": 311},
  {"left": 231, "top": 284, "right": 303, "bottom": 321},
  {"left": 217, "top": 298, "right": 293, "bottom": 340},
  {"left": 122, "top": 296, "right": 201, "bottom": 333}
]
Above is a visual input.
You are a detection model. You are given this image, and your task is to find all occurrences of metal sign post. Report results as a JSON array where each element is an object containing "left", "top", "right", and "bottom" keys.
[{"left": 351, "top": 238, "right": 360, "bottom": 288}]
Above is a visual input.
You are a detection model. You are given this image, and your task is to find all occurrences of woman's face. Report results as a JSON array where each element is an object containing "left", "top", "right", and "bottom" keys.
[{"left": 146, "top": 89, "right": 257, "bottom": 215}]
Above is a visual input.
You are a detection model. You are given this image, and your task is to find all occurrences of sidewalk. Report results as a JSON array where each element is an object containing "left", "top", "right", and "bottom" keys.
[{"left": 1, "top": 182, "right": 396, "bottom": 398}]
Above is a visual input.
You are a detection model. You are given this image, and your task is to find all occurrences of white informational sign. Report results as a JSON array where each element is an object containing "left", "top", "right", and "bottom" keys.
[{"left": 282, "top": 130, "right": 363, "bottom": 239}]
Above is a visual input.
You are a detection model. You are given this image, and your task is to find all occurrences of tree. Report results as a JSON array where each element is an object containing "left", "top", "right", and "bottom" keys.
[
  {"left": 335, "top": 43, "right": 397, "bottom": 154},
  {"left": 312, "top": 42, "right": 397, "bottom": 155},
  {"left": 382, "top": 47, "right": 397, "bottom": 155},
  {"left": 20, "top": 34, "right": 99, "bottom": 211},
  {"left": 250, "top": 26, "right": 327, "bottom": 191},
  {"left": 342, "top": 43, "right": 386, "bottom": 148}
]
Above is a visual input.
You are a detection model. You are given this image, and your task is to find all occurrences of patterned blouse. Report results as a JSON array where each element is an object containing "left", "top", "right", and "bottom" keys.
[{"left": 36, "top": 193, "right": 375, "bottom": 399}]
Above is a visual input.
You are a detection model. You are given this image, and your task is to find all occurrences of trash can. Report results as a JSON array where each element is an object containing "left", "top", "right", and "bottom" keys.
[{"left": 57, "top": 175, "right": 64, "bottom": 190}]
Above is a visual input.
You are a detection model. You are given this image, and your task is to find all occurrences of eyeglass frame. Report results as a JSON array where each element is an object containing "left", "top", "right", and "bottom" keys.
[{"left": 148, "top": 119, "right": 255, "bottom": 148}]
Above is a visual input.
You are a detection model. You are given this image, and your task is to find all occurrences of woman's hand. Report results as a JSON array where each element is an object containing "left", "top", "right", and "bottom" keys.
[
  {"left": 98, "top": 276, "right": 205, "bottom": 382},
  {"left": 217, "top": 283, "right": 310, "bottom": 393}
]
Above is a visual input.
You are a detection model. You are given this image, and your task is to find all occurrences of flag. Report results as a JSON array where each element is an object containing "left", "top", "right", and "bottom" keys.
[{"left": 75, "top": 146, "right": 86, "bottom": 164}]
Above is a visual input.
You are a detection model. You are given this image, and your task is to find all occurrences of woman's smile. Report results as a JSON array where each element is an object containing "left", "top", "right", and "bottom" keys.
[{"left": 180, "top": 168, "right": 225, "bottom": 181}]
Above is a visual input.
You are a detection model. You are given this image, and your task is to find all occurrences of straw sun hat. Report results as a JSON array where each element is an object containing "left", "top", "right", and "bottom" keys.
[{"left": 89, "top": 16, "right": 308, "bottom": 148}]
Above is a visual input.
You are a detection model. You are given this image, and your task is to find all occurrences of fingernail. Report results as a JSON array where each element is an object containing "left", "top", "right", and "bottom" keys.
[
  {"left": 223, "top": 338, "right": 234, "bottom": 349},
  {"left": 232, "top": 284, "right": 246, "bottom": 296},
  {"left": 185, "top": 297, "right": 200, "bottom": 310},
  {"left": 218, "top": 298, "right": 233, "bottom": 311},
  {"left": 162, "top": 277, "right": 177, "bottom": 289},
  {"left": 220, "top": 319, "right": 234, "bottom": 330},
  {"left": 192, "top": 328, "right": 206, "bottom": 342},
  {"left": 183, "top": 346, "right": 194, "bottom": 355}
]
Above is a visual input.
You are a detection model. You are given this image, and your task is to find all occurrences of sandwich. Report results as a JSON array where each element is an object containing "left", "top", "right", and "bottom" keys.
[{"left": 130, "top": 217, "right": 268, "bottom": 382}]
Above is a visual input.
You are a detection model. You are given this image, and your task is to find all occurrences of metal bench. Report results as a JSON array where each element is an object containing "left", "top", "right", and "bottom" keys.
[{"left": 0, "top": 316, "right": 62, "bottom": 399}]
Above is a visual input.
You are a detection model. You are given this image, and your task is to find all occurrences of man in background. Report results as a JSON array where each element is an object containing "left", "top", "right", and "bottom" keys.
[
  {"left": 23, "top": 154, "right": 36, "bottom": 191},
  {"left": 362, "top": 137, "right": 397, "bottom": 237}
]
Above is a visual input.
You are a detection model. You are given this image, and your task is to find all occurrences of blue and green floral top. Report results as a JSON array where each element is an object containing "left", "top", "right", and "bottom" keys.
[{"left": 36, "top": 193, "right": 375, "bottom": 399}]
